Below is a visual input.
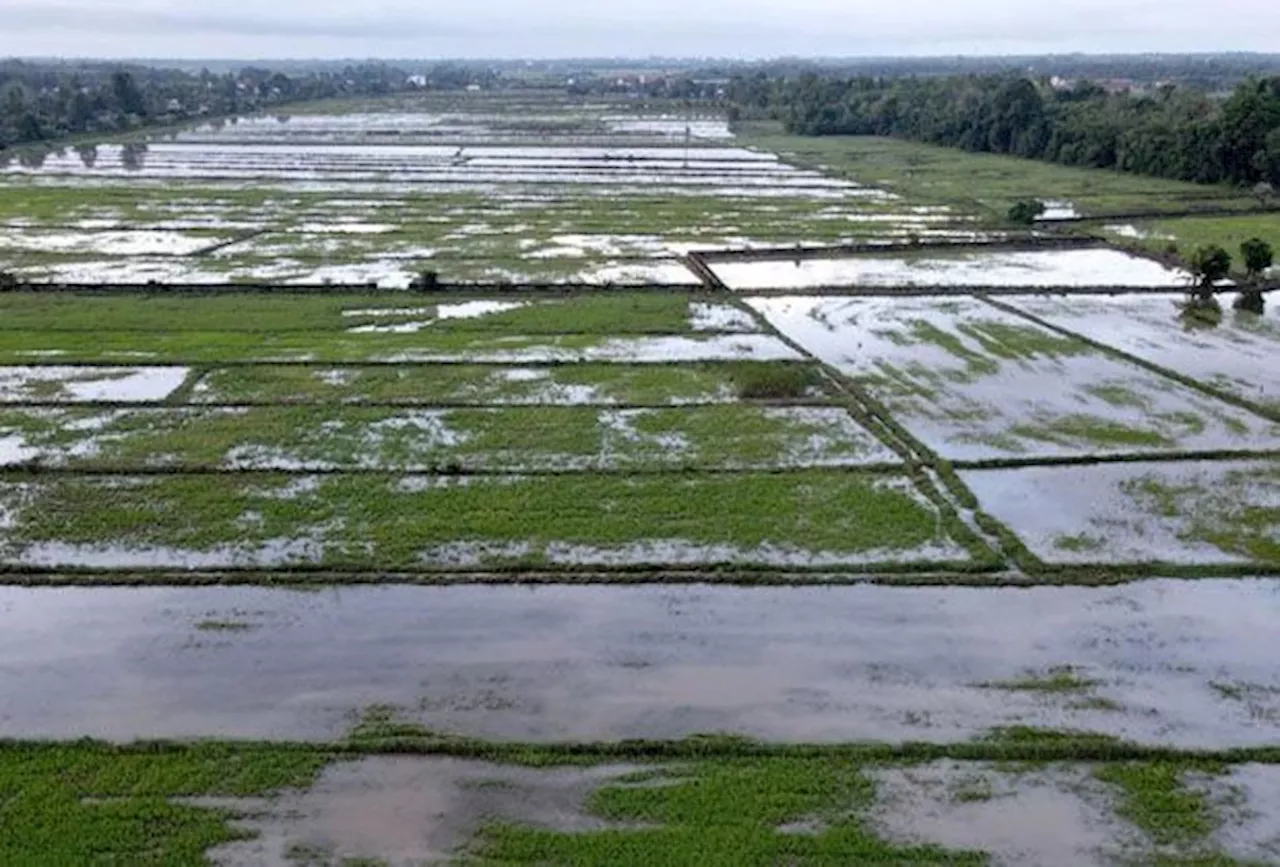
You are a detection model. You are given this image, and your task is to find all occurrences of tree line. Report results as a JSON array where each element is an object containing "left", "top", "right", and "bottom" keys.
[
  {"left": 730, "top": 72, "right": 1280, "bottom": 187},
  {"left": 0, "top": 61, "right": 454, "bottom": 150}
]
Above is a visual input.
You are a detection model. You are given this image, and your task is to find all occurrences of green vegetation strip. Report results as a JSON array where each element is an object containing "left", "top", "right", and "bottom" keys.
[
  {"left": 0, "top": 292, "right": 739, "bottom": 335},
  {"left": 0, "top": 470, "right": 982, "bottom": 571},
  {"left": 1094, "top": 213, "right": 1280, "bottom": 264},
  {"left": 0, "top": 330, "right": 783, "bottom": 364},
  {"left": 0, "top": 404, "right": 893, "bottom": 472},
  {"left": 474, "top": 758, "right": 980, "bottom": 867},
  {"left": 0, "top": 735, "right": 1274, "bottom": 867},
  {"left": 185, "top": 362, "right": 831, "bottom": 405}
]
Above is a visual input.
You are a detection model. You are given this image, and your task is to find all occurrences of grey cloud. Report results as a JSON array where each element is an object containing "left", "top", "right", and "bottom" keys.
[
  {"left": 1, "top": 0, "right": 1278, "bottom": 58},
  {"left": 2, "top": 3, "right": 477, "bottom": 40}
]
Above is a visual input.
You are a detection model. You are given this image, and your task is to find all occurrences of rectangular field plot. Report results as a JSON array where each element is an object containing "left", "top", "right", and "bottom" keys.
[
  {"left": 0, "top": 471, "right": 979, "bottom": 570},
  {"left": 0, "top": 405, "right": 898, "bottom": 471},
  {"left": 189, "top": 362, "right": 834, "bottom": 406},
  {"left": 0, "top": 332, "right": 801, "bottom": 364},
  {"left": 0, "top": 142, "right": 863, "bottom": 196},
  {"left": 962, "top": 459, "right": 1279, "bottom": 565},
  {"left": 996, "top": 293, "right": 1280, "bottom": 413},
  {"left": 0, "top": 253, "right": 703, "bottom": 288},
  {"left": 0, "top": 292, "right": 749, "bottom": 335},
  {"left": 748, "top": 296, "right": 1280, "bottom": 460},
  {"left": 0, "top": 292, "right": 799, "bottom": 363},
  {"left": 712, "top": 248, "right": 1188, "bottom": 291},
  {"left": 169, "top": 105, "right": 738, "bottom": 145},
  {"left": 0, "top": 187, "right": 975, "bottom": 249}
]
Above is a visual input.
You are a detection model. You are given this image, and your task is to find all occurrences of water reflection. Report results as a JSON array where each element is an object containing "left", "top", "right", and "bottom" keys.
[
  {"left": 120, "top": 142, "right": 147, "bottom": 171},
  {"left": 75, "top": 144, "right": 98, "bottom": 169},
  {"left": 1234, "top": 291, "right": 1267, "bottom": 316},
  {"left": 16, "top": 150, "right": 47, "bottom": 170},
  {"left": 1177, "top": 295, "right": 1223, "bottom": 330}
]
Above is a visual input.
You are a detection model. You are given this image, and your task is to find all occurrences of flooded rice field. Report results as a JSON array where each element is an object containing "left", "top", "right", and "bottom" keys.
[
  {"left": 712, "top": 248, "right": 1189, "bottom": 290},
  {"left": 0, "top": 97, "right": 988, "bottom": 286},
  {"left": 2, "top": 580, "right": 1279, "bottom": 744},
  {"left": 962, "top": 459, "right": 1278, "bottom": 565},
  {"left": 748, "top": 295, "right": 1280, "bottom": 460},
  {"left": 997, "top": 292, "right": 1280, "bottom": 412},
  {"left": 1, "top": 92, "right": 1278, "bottom": 865}
]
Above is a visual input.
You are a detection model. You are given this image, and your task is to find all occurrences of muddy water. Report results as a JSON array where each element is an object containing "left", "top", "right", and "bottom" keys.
[
  {"left": 713, "top": 249, "right": 1187, "bottom": 290},
  {"left": 868, "top": 762, "right": 1127, "bottom": 866},
  {"left": 961, "top": 459, "right": 1278, "bottom": 564},
  {"left": 746, "top": 296, "right": 1279, "bottom": 459},
  {"left": 190, "top": 758, "right": 639, "bottom": 866},
  {"left": 0, "top": 366, "right": 190, "bottom": 402},
  {"left": 998, "top": 293, "right": 1280, "bottom": 412},
  {"left": 1, "top": 581, "right": 1278, "bottom": 745},
  {"left": 1211, "top": 765, "right": 1280, "bottom": 863}
]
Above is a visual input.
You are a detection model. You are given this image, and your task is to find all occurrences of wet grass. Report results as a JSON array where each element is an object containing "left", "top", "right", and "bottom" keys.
[
  {"left": 193, "top": 619, "right": 255, "bottom": 632},
  {"left": 729, "top": 363, "right": 828, "bottom": 399},
  {"left": 0, "top": 469, "right": 975, "bottom": 570},
  {"left": 0, "top": 329, "right": 792, "bottom": 364},
  {"left": 0, "top": 404, "right": 892, "bottom": 471},
  {"left": 1123, "top": 466, "right": 1280, "bottom": 562},
  {"left": 473, "top": 758, "right": 985, "bottom": 866},
  {"left": 1054, "top": 534, "right": 1108, "bottom": 554},
  {"left": 3, "top": 736, "right": 1278, "bottom": 866},
  {"left": 0, "top": 742, "right": 328, "bottom": 866},
  {"left": 1095, "top": 763, "right": 1224, "bottom": 849},
  {"left": 1097, "top": 214, "right": 1280, "bottom": 263},
  {"left": 980, "top": 666, "right": 1100, "bottom": 694},
  {"left": 1009, "top": 415, "right": 1176, "bottom": 450},
  {"left": 185, "top": 361, "right": 832, "bottom": 405},
  {"left": 0, "top": 292, "right": 737, "bottom": 335}
]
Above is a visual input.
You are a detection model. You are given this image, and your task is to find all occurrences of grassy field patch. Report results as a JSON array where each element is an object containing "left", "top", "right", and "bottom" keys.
[
  {"left": 187, "top": 361, "right": 833, "bottom": 405},
  {"left": 0, "top": 742, "right": 327, "bottom": 867},
  {"left": 0, "top": 469, "right": 977, "bottom": 570},
  {"left": 0, "top": 404, "right": 897, "bottom": 471}
]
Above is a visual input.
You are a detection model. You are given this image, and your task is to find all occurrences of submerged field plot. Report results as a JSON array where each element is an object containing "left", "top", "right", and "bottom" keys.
[
  {"left": 0, "top": 94, "right": 985, "bottom": 288},
  {"left": 1, "top": 91, "right": 1279, "bottom": 867},
  {"left": 747, "top": 294, "right": 1280, "bottom": 461}
]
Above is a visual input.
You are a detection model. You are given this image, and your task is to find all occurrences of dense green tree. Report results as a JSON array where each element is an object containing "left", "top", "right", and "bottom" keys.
[
  {"left": 742, "top": 72, "right": 1280, "bottom": 188},
  {"left": 1187, "top": 244, "right": 1233, "bottom": 306},
  {"left": 0, "top": 61, "right": 433, "bottom": 150},
  {"left": 1241, "top": 237, "right": 1275, "bottom": 279},
  {"left": 1007, "top": 199, "right": 1046, "bottom": 225},
  {"left": 110, "top": 71, "right": 146, "bottom": 117},
  {"left": 1236, "top": 237, "right": 1274, "bottom": 314}
]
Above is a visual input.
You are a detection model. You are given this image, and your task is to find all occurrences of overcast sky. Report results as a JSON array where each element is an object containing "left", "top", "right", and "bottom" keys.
[{"left": 2, "top": 0, "right": 1278, "bottom": 59}]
